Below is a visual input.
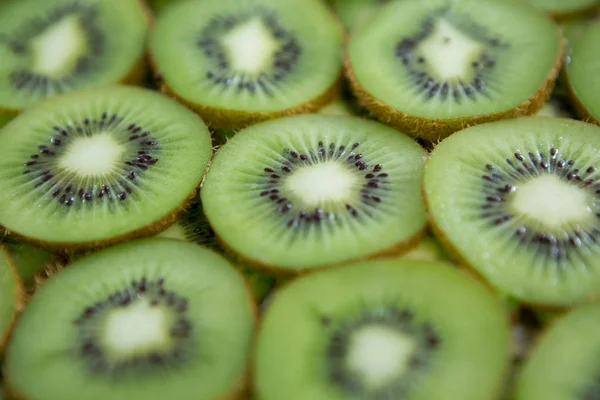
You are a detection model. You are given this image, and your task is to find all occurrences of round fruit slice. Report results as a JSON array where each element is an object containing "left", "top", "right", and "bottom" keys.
[
  {"left": 424, "top": 116, "right": 600, "bottom": 307},
  {"left": 525, "top": 0, "right": 600, "bottom": 20},
  {"left": 3, "top": 238, "right": 52, "bottom": 282},
  {"left": 149, "top": 0, "right": 343, "bottom": 129},
  {"left": 254, "top": 259, "right": 510, "bottom": 400},
  {"left": 515, "top": 302, "right": 600, "bottom": 400},
  {"left": 345, "top": 0, "right": 564, "bottom": 140},
  {"left": 329, "top": 0, "right": 390, "bottom": 31},
  {"left": 0, "top": 85, "right": 212, "bottom": 250},
  {"left": 4, "top": 238, "right": 255, "bottom": 400},
  {"left": 0, "top": 246, "right": 23, "bottom": 352},
  {"left": 201, "top": 114, "right": 428, "bottom": 272},
  {"left": 0, "top": 0, "right": 149, "bottom": 116},
  {"left": 566, "top": 20, "right": 600, "bottom": 124}
]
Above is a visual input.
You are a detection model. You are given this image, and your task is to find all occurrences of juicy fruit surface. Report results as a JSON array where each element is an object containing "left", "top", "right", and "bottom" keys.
[
  {"left": 567, "top": 20, "right": 600, "bottom": 121},
  {"left": 0, "top": 0, "right": 147, "bottom": 110},
  {"left": 201, "top": 114, "right": 428, "bottom": 270},
  {"left": 150, "top": 0, "right": 343, "bottom": 112},
  {"left": 255, "top": 259, "right": 509, "bottom": 400},
  {"left": 424, "top": 117, "right": 600, "bottom": 306},
  {"left": 346, "top": 0, "right": 561, "bottom": 119},
  {"left": 0, "top": 86, "right": 212, "bottom": 246},
  {"left": 516, "top": 302, "right": 600, "bottom": 400},
  {"left": 5, "top": 238, "right": 255, "bottom": 400},
  {"left": 0, "top": 248, "right": 17, "bottom": 347}
]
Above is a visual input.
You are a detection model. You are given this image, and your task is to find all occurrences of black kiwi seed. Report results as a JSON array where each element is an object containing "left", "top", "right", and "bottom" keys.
[
  {"left": 74, "top": 277, "right": 193, "bottom": 375},
  {"left": 197, "top": 7, "right": 301, "bottom": 95},
  {"left": 22, "top": 114, "right": 160, "bottom": 208},
  {"left": 325, "top": 305, "right": 441, "bottom": 397},
  {"left": 394, "top": 6, "right": 509, "bottom": 103},
  {"left": 480, "top": 148, "right": 600, "bottom": 260},
  {"left": 6, "top": 3, "right": 105, "bottom": 94},
  {"left": 258, "top": 142, "right": 389, "bottom": 227}
]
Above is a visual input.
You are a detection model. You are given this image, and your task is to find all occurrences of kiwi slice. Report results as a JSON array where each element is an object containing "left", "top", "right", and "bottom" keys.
[
  {"left": 0, "top": 85, "right": 212, "bottom": 251},
  {"left": 158, "top": 195, "right": 276, "bottom": 302},
  {"left": 0, "top": 246, "right": 22, "bottom": 353},
  {"left": 565, "top": 20, "right": 600, "bottom": 124},
  {"left": 524, "top": 0, "right": 600, "bottom": 20},
  {"left": 254, "top": 258, "right": 510, "bottom": 400},
  {"left": 0, "top": 0, "right": 149, "bottom": 116},
  {"left": 318, "top": 98, "right": 359, "bottom": 117},
  {"left": 535, "top": 97, "right": 575, "bottom": 118},
  {"left": 345, "top": 0, "right": 564, "bottom": 140},
  {"left": 2, "top": 238, "right": 52, "bottom": 282},
  {"left": 201, "top": 114, "right": 428, "bottom": 272},
  {"left": 4, "top": 238, "right": 255, "bottom": 400},
  {"left": 423, "top": 116, "right": 600, "bottom": 307},
  {"left": 399, "top": 234, "right": 452, "bottom": 263},
  {"left": 149, "top": 0, "right": 343, "bottom": 130},
  {"left": 329, "top": 0, "right": 392, "bottom": 31},
  {"left": 514, "top": 301, "right": 600, "bottom": 400}
]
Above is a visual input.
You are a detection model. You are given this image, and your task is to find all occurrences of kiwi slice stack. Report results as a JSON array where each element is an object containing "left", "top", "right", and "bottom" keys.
[
  {"left": 149, "top": 0, "right": 343, "bottom": 130},
  {"left": 202, "top": 114, "right": 428, "bottom": 273},
  {"left": 0, "top": 85, "right": 212, "bottom": 251},
  {"left": 0, "top": 0, "right": 149, "bottom": 121},
  {"left": 424, "top": 116, "right": 600, "bottom": 307},
  {"left": 0, "top": 247, "right": 23, "bottom": 353},
  {"left": 344, "top": 0, "right": 564, "bottom": 140},
  {"left": 255, "top": 258, "right": 510, "bottom": 400},
  {"left": 4, "top": 238, "right": 256, "bottom": 400}
]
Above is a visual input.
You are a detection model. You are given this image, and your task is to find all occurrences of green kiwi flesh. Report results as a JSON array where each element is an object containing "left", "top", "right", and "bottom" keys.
[
  {"left": 318, "top": 98, "right": 358, "bottom": 117},
  {"left": 515, "top": 302, "right": 600, "bottom": 400},
  {"left": 2, "top": 237, "right": 51, "bottom": 282},
  {"left": 4, "top": 238, "right": 255, "bottom": 400},
  {"left": 345, "top": 0, "right": 562, "bottom": 137},
  {"left": 201, "top": 114, "right": 428, "bottom": 272},
  {"left": 158, "top": 195, "right": 276, "bottom": 302},
  {"left": 398, "top": 234, "right": 452, "bottom": 263},
  {"left": 566, "top": 20, "right": 600, "bottom": 123},
  {"left": 254, "top": 258, "right": 510, "bottom": 400},
  {"left": 0, "top": 85, "right": 212, "bottom": 250},
  {"left": 329, "top": 0, "right": 392, "bottom": 31},
  {"left": 0, "top": 246, "right": 20, "bottom": 351},
  {"left": 424, "top": 116, "right": 600, "bottom": 307},
  {"left": 149, "top": 0, "right": 343, "bottom": 129},
  {"left": 0, "top": 0, "right": 148, "bottom": 113}
]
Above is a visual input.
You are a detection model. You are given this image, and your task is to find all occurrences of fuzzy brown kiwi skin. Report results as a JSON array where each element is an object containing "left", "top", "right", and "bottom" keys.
[
  {"left": 5, "top": 186, "right": 201, "bottom": 255},
  {"left": 0, "top": 0, "right": 152, "bottom": 117},
  {"left": 344, "top": 30, "right": 565, "bottom": 141},
  {"left": 0, "top": 246, "right": 25, "bottom": 355},
  {"left": 213, "top": 224, "right": 428, "bottom": 279},
  {"left": 550, "top": 2, "right": 600, "bottom": 22}
]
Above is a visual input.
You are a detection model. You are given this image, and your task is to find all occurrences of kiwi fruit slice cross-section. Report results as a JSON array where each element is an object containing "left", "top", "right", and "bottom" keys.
[
  {"left": 344, "top": 0, "right": 564, "bottom": 140},
  {"left": 157, "top": 195, "right": 276, "bottom": 303},
  {"left": 524, "top": 0, "right": 600, "bottom": 20},
  {"left": 0, "top": 246, "right": 23, "bottom": 354},
  {"left": 423, "top": 116, "right": 600, "bottom": 307},
  {"left": 0, "top": 85, "right": 212, "bottom": 251},
  {"left": 4, "top": 238, "right": 256, "bottom": 400},
  {"left": 149, "top": 0, "right": 343, "bottom": 130},
  {"left": 398, "top": 234, "right": 453, "bottom": 264},
  {"left": 565, "top": 20, "right": 600, "bottom": 124},
  {"left": 329, "top": 0, "right": 392, "bottom": 32},
  {"left": 2, "top": 237, "right": 52, "bottom": 283},
  {"left": 201, "top": 114, "right": 428, "bottom": 273},
  {"left": 0, "top": 0, "right": 149, "bottom": 116},
  {"left": 254, "top": 258, "right": 510, "bottom": 400},
  {"left": 515, "top": 302, "right": 600, "bottom": 400}
]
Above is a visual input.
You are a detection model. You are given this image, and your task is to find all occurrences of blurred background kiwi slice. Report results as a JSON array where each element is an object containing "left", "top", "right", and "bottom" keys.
[
  {"left": 149, "top": 0, "right": 343, "bottom": 129},
  {"left": 424, "top": 117, "right": 600, "bottom": 307},
  {"left": 345, "top": 0, "right": 563, "bottom": 139},
  {"left": 201, "top": 114, "right": 428, "bottom": 273},
  {"left": 0, "top": 85, "right": 212, "bottom": 251},
  {"left": 0, "top": 246, "right": 23, "bottom": 354},
  {"left": 4, "top": 238, "right": 256, "bottom": 400},
  {"left": 254, "top": 259, "right": 510, "bottom": 400},
  {"left": 0, "top": 0, "right": 149, "bottom": 121}
]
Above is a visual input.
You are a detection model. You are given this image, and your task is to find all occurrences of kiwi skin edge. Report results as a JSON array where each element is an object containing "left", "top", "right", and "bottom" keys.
[
  {"left": 0, "top": 246, "right": 25, "bottom": 356},
  {"left": 343, "top": 32, "right": 565, "bottom": 141},
  {"left": 4, "top": 186, "right": 201, "bottom": 255},
  {"left": 0, "top": 0, "right": 153, "bottom": 117},
  {"left": 213, "top": 224, "right": 428, "bottom": 279}
]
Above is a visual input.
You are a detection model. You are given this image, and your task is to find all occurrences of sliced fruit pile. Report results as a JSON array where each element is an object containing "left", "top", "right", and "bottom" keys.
[{"left": 1, "top": 0, "right": 600, "bottom": 399}]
